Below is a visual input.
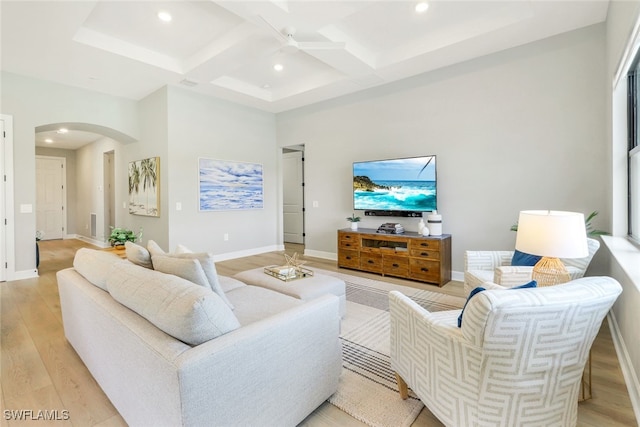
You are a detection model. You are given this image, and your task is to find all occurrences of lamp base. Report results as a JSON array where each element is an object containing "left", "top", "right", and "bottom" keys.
[{"left": 532, "top": 257, "right": 571, "bottom": 287}]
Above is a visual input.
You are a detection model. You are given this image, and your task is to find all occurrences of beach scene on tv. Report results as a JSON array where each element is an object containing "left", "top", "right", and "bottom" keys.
[{"left": 353, "top": 156, "right": 437, "bottom": 212}]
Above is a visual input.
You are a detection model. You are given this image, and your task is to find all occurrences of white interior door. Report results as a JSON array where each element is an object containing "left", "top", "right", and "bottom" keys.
[
  {"left": 283, "top": 150, "right": 304, "bottom": 244},
  {"left": 36, "top": 156, "right": 65, "bottom": 240}
]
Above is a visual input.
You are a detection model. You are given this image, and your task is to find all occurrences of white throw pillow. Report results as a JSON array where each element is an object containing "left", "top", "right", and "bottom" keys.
[
  {"left": 152, "top": 256, "right": 210, "bottom": 289},
  {"left": 174, "top": 244, "right": 193, "bottom": 254},
  {"left": 171, "top": 252, "right": 235, "bottom": 310},
  {"left": 73, "top": 248, "right": 124, "bottom": 291},
  {"left": 106, "top": 263, "right": 240, "bottom": 345},
  {"left": 125, "top": 241, "right": 153, "bottom": 269},
  {"left": 147, "top": 240, "right": 166, "bottom": 257}
]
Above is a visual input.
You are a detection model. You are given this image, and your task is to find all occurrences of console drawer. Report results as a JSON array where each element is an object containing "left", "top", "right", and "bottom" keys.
[
  {"left": 338, "top": 250, "right": 360, "bottom": 268},
  {"left": 409, "top": 258, "right": 440, "bottom": 283},
  {"left": 383, "top": 256, "right": 409, "bottom": 278},
  {"left": 339, "top": 232, "right": 361, "bottom": 250},
  {"left": 410, "top": 239, "right": 441, "bottom": 251},
  {"left": 410, "top": 248, "right": 441, "bottom": 260},
  {"left": 360, "top": 253, "right": 383, "bottom": 273}
]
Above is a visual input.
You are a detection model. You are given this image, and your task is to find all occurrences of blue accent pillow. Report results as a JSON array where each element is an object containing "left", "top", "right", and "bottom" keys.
[
  {"left": 511, "top": 250, "right": 542, "bottom": 266},
  {"left": 457, "top": 280, "right": 538, "bottom": 328}
]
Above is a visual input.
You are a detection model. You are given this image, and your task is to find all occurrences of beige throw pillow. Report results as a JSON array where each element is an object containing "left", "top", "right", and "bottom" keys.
[
  {"left": 106, "top": 263, "right": 240, "bottom": 345},
  {"left": 125, "top": 241, "right": 153, "bottom": 269},
  {"left": 152, "top": 256, "right": 210, "bottom": 289}
]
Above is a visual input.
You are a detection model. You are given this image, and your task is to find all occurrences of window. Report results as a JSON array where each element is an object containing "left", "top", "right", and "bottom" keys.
[{"left": 628, "top": 58, "right": 640, "bottom": 242}]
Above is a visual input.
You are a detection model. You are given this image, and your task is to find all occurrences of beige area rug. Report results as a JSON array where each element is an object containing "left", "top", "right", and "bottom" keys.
[{"left": 312, "top": 269, "right": 465, "bottom": 427}]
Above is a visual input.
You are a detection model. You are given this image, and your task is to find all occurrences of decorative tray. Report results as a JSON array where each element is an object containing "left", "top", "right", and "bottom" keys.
[{"left": 263, "top": 265, "right": 314, "bottom": 282}]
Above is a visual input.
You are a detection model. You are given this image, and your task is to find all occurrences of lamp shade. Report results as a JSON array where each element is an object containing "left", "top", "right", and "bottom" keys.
[{"left": 515, "top": 210, "right": 588, "bottom": 259}]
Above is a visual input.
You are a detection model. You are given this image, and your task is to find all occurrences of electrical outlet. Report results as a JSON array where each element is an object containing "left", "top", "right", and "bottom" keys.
[{"left": 224, "top": 233, "right": 229, "bottom": 241}]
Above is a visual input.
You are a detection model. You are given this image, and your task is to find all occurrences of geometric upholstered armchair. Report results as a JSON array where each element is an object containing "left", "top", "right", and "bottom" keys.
[
  {"left": 389, "top": 276, "right": 621, "bottom": 427},
  {"left": 464, "top": 238, "right": 600, "bottom": 295}
]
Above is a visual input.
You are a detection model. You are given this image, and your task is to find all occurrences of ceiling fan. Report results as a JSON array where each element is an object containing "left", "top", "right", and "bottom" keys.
[{"left": 259, "top": 16, "right": 345, "bottom": 54}]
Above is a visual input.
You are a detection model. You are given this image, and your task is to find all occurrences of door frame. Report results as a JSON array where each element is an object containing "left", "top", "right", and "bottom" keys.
[
  {"left": 282, "top": 145, "right": 305, "bottom": 245},
  {"left": 35, "top": 155, "right": 67, "bottom": 240},
  {"left": 1, "top": 114, "right": 15, "bottom": 281}
]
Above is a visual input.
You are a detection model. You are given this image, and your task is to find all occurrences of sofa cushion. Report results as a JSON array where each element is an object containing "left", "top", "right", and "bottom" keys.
[
  {"left": 125, "top": 241, "right": 153, "bottom": 269},
  {"left": 106, "top": 263, "right": 240, "bottom": 345},
  {"left": 151, "top": 256, "right": 210, "bottom": 289},
  {"left": 225, "top": 285, "right": 302, "bottom": 326},
  {"left": 218, "top": 275, "right": 246, "bottom": 293},
  {"left": 73, "top": 248, "right": 124, "bottom": 291}
]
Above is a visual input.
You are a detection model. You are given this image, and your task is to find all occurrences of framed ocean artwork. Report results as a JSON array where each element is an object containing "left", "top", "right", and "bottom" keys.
[
  {"left": 198, "top": 158, "right": 264, "bottom": 211},
  {"left": 129, "top": 157, "right": 160, "bottom": 217}
]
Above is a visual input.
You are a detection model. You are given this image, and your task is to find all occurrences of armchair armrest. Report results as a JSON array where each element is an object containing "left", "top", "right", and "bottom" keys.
[{"left": 465, "top": 250, "right": 514, "bottom": 271}]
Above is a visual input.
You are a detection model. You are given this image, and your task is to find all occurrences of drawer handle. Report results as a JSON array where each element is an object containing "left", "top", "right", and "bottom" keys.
[
  {"left": 346, "top": 256, "right": 351, "bottom": 260},
  {"left": 421, "top": 268, "right": 429, "bottom": 272},
  {"left": 421, "top": 252, "right": 429, "bottom": 257},
  {"left": 392, "top": 263, "right": 399, "bottom": 267},
  {"left": 420, "top": 243, "right": 429, "bottom": 247},
  {"left": 345, "top": 236, "right": 352, "bottom": 240},
  {"left": 345, "top": 243, "right": 351, "bottom": 247},
  {"left": 368, "top": 260, "right": 375, "bottom": 264}
]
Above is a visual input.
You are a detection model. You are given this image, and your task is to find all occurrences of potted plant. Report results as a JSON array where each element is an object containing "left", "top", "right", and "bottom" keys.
[
  {"left": 109, "top": 227, "right": 143, "bottom": 248},
  {"left": 346, "top": 214, "right": 361, "bottom": 231}
]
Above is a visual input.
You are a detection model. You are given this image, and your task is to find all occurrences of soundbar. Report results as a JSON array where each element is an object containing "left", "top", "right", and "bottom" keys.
[{"left": 364, "top": 210, "right": 423, "bottom": 217}]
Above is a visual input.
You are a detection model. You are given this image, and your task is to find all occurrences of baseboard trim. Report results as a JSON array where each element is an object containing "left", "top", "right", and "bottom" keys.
[
  {"left": 11, "top": 269, "right": 39, "bottom": 280},
  {"left": 213, "top": 245, "right": 283, "bottom": 262},
  {"left": 74, "top": 235, "right": 109, "bottom": 248},
  {"left": 608, "top": 311, "right": 640, "bottom": 423},
  {"left": 304, "top": 249, "right": 337, "bottom": 260}
]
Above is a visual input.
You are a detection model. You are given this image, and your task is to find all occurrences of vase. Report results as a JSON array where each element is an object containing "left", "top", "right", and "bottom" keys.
[{"left": 350, "top": 222, "right": 358, "bottom": 231}]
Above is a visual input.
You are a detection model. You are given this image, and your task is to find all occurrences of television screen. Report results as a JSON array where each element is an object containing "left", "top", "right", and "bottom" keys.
[{"left": 353, "top": 155, "right": 436, "bottom": 213}]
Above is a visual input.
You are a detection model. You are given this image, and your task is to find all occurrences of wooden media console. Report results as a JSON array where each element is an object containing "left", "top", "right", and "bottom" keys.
[{"left": 337, "top": 228, "right": 452, "bottom": 287}]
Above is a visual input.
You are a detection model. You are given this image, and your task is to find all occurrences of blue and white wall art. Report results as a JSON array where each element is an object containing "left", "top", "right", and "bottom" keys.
[{"left": 198, "top": 158, "right": 264, "bottom": 211}]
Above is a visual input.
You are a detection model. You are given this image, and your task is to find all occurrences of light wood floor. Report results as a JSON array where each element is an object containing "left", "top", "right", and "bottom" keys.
[{"left": 1, "top": 239, "right": 636, "bottom": 426}]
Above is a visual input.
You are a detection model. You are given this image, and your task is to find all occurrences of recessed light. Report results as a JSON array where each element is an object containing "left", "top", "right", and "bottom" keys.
[
  {"left": 262, "top": 84, "right": 271, "bottom": 89},
  {"left": 57, "top": 128, "right": 68, "bottom": 134},
  {"left": 415, "top": 2, "right": 429, "bottom": 13},
  {"left": 158, "top": 11, "right": 172, "bottom": 22},
  {"left": 274, "top": 64, "right": 284, "bottom": 72},
  {"left": 45, "top": 139, "right": 53, "bottom": 144}
]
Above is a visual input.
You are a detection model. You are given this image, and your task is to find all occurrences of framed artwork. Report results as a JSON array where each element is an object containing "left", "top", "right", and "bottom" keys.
[
  {"left": 198, "top": 158, "right": 264, "bottom": 211},
  {"left": 129, "top": 157, "right": 160, "bottom": 217}
]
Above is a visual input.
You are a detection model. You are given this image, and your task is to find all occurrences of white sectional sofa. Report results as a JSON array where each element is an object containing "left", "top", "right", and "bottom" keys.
[{"left": 57, "top": 248, "right": 342, "bottom": 427}]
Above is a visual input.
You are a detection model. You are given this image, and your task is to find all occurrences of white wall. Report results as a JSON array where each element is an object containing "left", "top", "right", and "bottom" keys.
[
  {"left": 165, "top": 86, "right": 278, "bottom": 256},
  {"left": 0, "top": 71, "right": 139, "bottom": 273},
  {"left": 75, "top": 137, "right": 120, "bottom": 242},
  {"left": 277, "top": 24, "right": 607, "bottom": 272},
  {"left": 605, "top": 0, "right": 640, "bottom": 413}
]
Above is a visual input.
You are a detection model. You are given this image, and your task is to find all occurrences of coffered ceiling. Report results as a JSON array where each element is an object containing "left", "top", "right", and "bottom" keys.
[{"left": 2, "top": 0, "right": 609, "bottom": 118}]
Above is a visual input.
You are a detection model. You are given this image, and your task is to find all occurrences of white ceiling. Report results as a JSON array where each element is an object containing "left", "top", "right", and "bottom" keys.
[{"left": 2, "top": 0, "right": 609, "bottom": 149}]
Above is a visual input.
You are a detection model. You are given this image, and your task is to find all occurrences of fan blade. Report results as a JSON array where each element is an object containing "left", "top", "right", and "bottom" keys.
[
  {"left": 298, "top": 41, "right": 346, "bottom": 51},
  {"left": 258, "top": 14, "right": 287, "bottom": 42}
]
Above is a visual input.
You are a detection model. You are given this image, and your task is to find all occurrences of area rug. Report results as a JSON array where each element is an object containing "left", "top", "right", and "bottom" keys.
[{"left": 312, "top": 268, "right": 465, "bottom": 427}]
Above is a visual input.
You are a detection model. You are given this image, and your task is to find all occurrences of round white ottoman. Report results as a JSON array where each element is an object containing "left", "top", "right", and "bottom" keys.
[{"left": 234, "top": 267, "right": 346, "bottom": 317}]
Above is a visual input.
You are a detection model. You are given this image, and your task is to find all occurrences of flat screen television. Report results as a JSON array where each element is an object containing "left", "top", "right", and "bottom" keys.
[{"left": 353, "top": 155, "right": 436, "bottom": 215}]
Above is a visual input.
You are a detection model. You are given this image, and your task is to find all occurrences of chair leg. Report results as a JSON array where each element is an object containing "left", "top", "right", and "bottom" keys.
[{"left": 395, "top": 372, "right": 409, "bottom": 400}]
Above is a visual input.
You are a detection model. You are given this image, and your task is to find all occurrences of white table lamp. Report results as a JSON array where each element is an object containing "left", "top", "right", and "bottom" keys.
[{"left": 515, "top": 210, "right": 588, "bottom": 287}]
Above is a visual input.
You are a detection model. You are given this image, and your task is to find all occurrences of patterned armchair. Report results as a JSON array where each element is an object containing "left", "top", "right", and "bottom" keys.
[
  {"left": 464, "top": 238, "right": 600, "bottom": 295},
  {"left": 389, "top": 276, "right": 621, "bottom": 427}
]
